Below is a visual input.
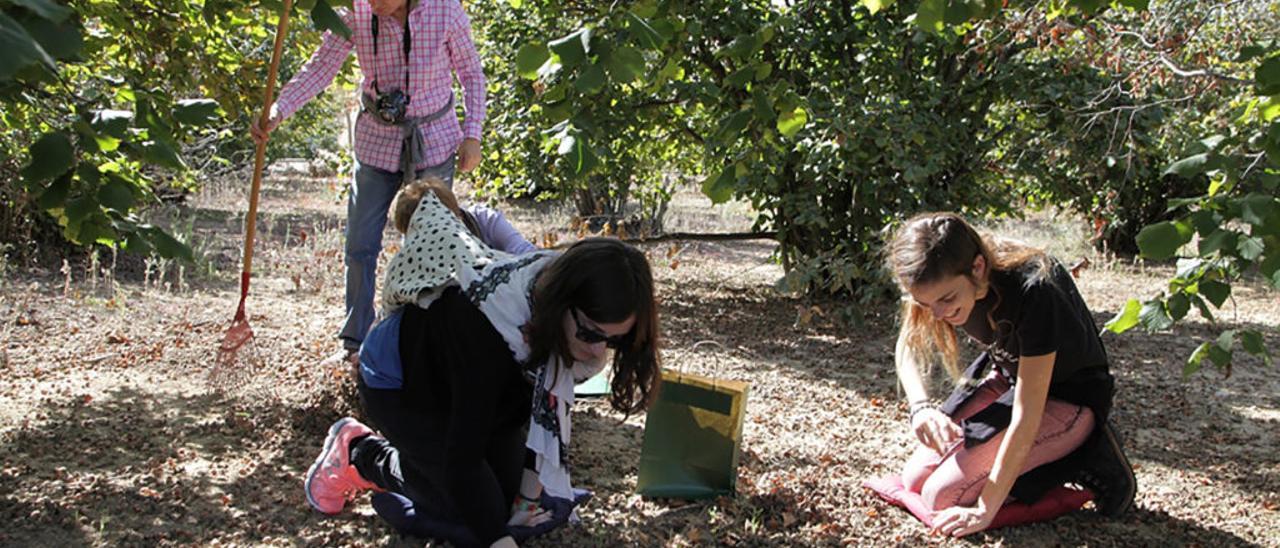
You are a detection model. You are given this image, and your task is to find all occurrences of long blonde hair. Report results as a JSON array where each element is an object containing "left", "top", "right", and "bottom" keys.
[{"left": 887, "top": 212, "right": 1050, "bottom": 381}]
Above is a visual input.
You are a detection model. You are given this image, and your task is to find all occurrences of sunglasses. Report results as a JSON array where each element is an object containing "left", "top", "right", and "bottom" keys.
[{"left": 571, "top": 308, "right": 632, "bottom": 349}]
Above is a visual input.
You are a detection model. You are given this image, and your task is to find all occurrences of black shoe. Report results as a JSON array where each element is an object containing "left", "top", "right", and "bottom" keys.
[{"left": 1076, "top": 420, "right": 1137, "bottom": 517}]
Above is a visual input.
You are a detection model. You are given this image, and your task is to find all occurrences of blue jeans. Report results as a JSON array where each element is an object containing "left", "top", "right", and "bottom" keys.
[{"left": 340, "top": 157, "right": 455, "bottom": 351}]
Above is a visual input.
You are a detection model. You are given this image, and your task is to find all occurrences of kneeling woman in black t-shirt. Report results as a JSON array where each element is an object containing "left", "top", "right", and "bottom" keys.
[{"left": 887, "top": 212, "right": 1136, "bottom": 537}]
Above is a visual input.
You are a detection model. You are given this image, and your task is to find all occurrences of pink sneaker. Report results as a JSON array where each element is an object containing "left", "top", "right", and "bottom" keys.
[{"left": 305, "top": 417, "right": 378, "bottom": 514}]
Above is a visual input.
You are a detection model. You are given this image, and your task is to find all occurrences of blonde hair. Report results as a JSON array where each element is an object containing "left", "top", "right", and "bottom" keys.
[
  {"left": 887, "top": 212, "right": 1050, "bottom": 381},
  {"left": 391, "top": 177, "right": 479, "bottom": 236}
]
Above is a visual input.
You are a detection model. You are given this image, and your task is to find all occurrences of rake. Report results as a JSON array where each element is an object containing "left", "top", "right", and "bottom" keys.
[{"left": 212, "top": 0, "right": 295, "bottom": 388}]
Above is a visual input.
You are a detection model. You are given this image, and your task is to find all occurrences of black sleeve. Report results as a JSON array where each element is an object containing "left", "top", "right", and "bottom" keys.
[
  {"left": 1015, "top": 276, "right": 1068, "bottom": 358},
  {"left": 428, "top": 292, "right": 515, "bottom": 544}
]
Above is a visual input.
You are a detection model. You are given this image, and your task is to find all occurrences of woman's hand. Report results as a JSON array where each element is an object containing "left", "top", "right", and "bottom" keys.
[
  {"left": 931, "top": 502, "right": 997, "bottom": 537},
  {"left": 457, "top": 137, "right": 482, "bottom": 172},
  {"left": 507, "top": 496, "right": 553, "bottom": 528},
  {"left": 911, "top": 407, "right": 962, "bottom": 456},
  {"left": 250, "top": 103, "right": 282, "bottom": 145}
]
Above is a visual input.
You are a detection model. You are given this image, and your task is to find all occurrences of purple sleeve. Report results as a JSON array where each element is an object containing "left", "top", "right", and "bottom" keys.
[{"left": 466, "top": 205, "right": 537, "bottom": 254}]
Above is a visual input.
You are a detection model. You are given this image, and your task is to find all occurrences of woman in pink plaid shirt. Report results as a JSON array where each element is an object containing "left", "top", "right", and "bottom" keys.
[{"left": 251, "top": 0, "right": 487, "bottom": 363}]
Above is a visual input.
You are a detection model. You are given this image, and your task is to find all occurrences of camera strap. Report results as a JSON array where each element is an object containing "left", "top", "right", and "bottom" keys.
[{"left": 370, "top": 13, "right": 412, "bottom": 97}]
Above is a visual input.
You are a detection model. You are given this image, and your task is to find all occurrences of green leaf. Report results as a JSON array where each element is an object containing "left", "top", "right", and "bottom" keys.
[
  {"left": 754, "top": 62, "right": 773, "bottom": 81},
  {"left": 142, "top": 140, "right": 186, "bottom": 170},
  {"left": 555, "top": 130, "right": 597, "bottom": 176},
  {"left": 549, "top": 28, "right": 590, "bottom": 67},
  {"left": 1136, "top": 221, "right": 1188, "bottom": 260},
  {"left": 37, "top": 171, "right": 72, "bottom": 210},
  {"left": 77, "top": 214, "right": 117, "bottom": 247},
  {"left": 122, "top": 231, "right": 153, "bottom": 256},
  {"left": 0, "top": 11, "right": 55, "bottom": 78},
  {"left": 724, "top": 66, "right": 755, "bottom": 88},
  {"left": 21, "top": 131, "right": 75, "bottom": 183},
  {"left": 603, "top": 45, "right": 645, "bottom": 83},
  {"left": 631, "top": 0, "right": 658, "bottom": 17},
  {"left": 146, "top": 227, "right": 194, "bottom": 262},
  {"left": 914, "top": 0, "right": 945, "bottom": 33},
  {"left": 1261, "top": 252, "right": 1280, "bottom": 289},
  {"left": 1237, "top": 44, "right": 1268, "bottom": 62},
  {"left": 1199, "top": 279, "right": 1231, "bottom": 307},
  {"left": 1104, "top": 298, "right": 1142, "bottom": 333},
  {"left": 1174, "top": 257, "right": 1203, "bottom": 278},
  {"left": 10, "top": 0, "right": 74, "bottom": 22},
  {"left": 16, "top": 10, "right": 82, "bottom": 60},
  {"left": 91, "top": 109, "right": 133, "bottom": 138},
  {"left": 1190, "top": 293, "right": 1216, "bottom": 322},
  {"left": 1198, "top": 134, "right": 1227, "bottom": 151},
  {"left": 752, "top": 90, "right": 775, "bottom": 122},
  {"left": 97, "top": 176, "right": 135, "bottom": 212},
  {"left": 1198, "top": 229, "right": 1238, "bottom": 257},
  {"left": 701, "top": 169, "right": 735, "bottom": 204},
  {"left": 1207, "top": 344, "right": 1232, "bottom": 370},
  {"left": 1239, "top": 329, "right": 1269, "bottom": 357},
  {"left": 1215, "top": 329, "right": 1236, "bottom": 352},
  {"left": 1263, "top": 97, "right": 1280, "bottom": 123},
  {"left": 311, "top": 0, "right": 352, "bottom": 40},
  {"left": 1238, "top": 193, "right": 1278, "bottom": 227},
  {"left": 943, "top": 0, "right": 984, "bottom": 24},
  {"left": 776, "top": 106, "right": 808, "bottom": 139},
  {"left": 1165, "top": 196, "right": 1204, "bottom": 212},
  {"left": 716, "top": 33, "right": 762, "bottom": 61},
  {"left": 626, "top": 12, "right": 666, "bottom": 50},
  {"left": 1167, "top": 292, "right": 1190, "bottom": 321},
  {"left": 10, "top": 0, "right": 72, "bottom": 21},
  {"left": 1138, "top": 299, "right": 1173, "bottom": 331},
  {"left": 1238, "top": 236, "right": 1265, "bottom": 261},
  {"left": 1163, "top": 152, "right": 1217, "bottom": 178},
  {"left": 1257, "top": 56, "right": 1280, "bottom": 96},
  {"left": 173, "top": 99, "right": 222, "bottom": 126},
  {"left": 862, "top": 0, "right": 895, "bottom": 14},
  {"left": 64, "top": 195, "right": 97, "bottom": 224},
  {"left": 1187, "top": 210, "right": 1219, "bottom": 236},
  {"left": 573, "top": 63, "right": 606, "bottom": 94},
  {"left": 515, "top": 43, "right": 550, "bottom": 80},
  {"left": 716, "top": 110, "right": 753, "bottom": 142},
  {"left": 1185, "top": 342, "right": 1211, "bottom": 377}
]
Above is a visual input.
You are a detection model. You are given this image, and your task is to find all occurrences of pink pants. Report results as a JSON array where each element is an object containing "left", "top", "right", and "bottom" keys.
[{"left": 901, "top": 374, "right": 1095, "bottom": 511}]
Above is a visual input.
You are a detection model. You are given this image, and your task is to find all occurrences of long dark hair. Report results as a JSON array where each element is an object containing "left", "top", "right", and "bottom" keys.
[
  {"left": 525, "top": 238, "right": 661, "bottom": 414},
  {"left": 887, "top": 212, "right": 1050, "bottom": 380}
]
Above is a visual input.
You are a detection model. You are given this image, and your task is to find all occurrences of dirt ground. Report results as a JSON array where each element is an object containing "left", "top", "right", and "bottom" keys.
[{"left": 1, "top": 174, "right": 1278, "bottom": 547}]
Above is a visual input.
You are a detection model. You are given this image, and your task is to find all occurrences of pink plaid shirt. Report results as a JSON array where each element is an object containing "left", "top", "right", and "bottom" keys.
[{"left": 275, "top": 0, "right": 486, "bottom": 172}]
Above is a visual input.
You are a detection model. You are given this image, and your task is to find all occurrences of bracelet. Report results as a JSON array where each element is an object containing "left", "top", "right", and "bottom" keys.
[
  {"left": 908, "top": 402, "right": 936, "bottom": 423},
  {"left": 512, "top": 497, "right": 539, "bottom": 512}
]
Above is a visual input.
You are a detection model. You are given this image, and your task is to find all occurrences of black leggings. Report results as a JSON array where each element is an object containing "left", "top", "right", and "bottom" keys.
[{"left": 353, "top": 381, "right": 526, "bottom": 525}]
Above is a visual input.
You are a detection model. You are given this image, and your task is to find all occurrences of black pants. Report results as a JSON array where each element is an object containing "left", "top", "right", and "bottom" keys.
[{"left": 350, "top": 287, "right": 531, "bottom": 544}]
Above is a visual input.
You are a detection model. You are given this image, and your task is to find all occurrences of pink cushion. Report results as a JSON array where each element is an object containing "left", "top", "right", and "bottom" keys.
[{"left": 863, "top": 475, "right": 1092, "bottom": 531}]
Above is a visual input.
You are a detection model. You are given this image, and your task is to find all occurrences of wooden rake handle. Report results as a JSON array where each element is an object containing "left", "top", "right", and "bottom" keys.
[{"left": 239, "top": 0, "right": 295, "bottom": 305}]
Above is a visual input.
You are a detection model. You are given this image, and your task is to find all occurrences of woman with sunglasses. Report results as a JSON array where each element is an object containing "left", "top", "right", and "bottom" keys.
[{"left": 302, "top": 190, "right": 661, "bottom": 548}]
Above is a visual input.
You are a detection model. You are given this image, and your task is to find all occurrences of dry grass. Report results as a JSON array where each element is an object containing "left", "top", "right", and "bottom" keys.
[{"left": 1, "top": 177, "right": 1277, "bottom": 547}]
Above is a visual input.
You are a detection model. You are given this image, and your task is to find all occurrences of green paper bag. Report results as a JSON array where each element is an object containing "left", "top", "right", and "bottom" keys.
[
  {"left": 575, "top": 368, "right": 611, "bottom": 397},
  {"left": 636, "top": 369, "right": 749, "bottom": 499}
]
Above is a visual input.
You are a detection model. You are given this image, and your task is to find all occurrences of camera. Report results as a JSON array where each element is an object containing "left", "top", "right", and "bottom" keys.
[{"left": 375, "top": 89, "right": 410, "bottom": 124}]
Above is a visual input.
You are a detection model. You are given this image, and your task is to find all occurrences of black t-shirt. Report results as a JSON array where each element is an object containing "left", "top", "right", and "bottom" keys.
[{"left": 961, "top": 260, "right": 1109, "bottom": 383}]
